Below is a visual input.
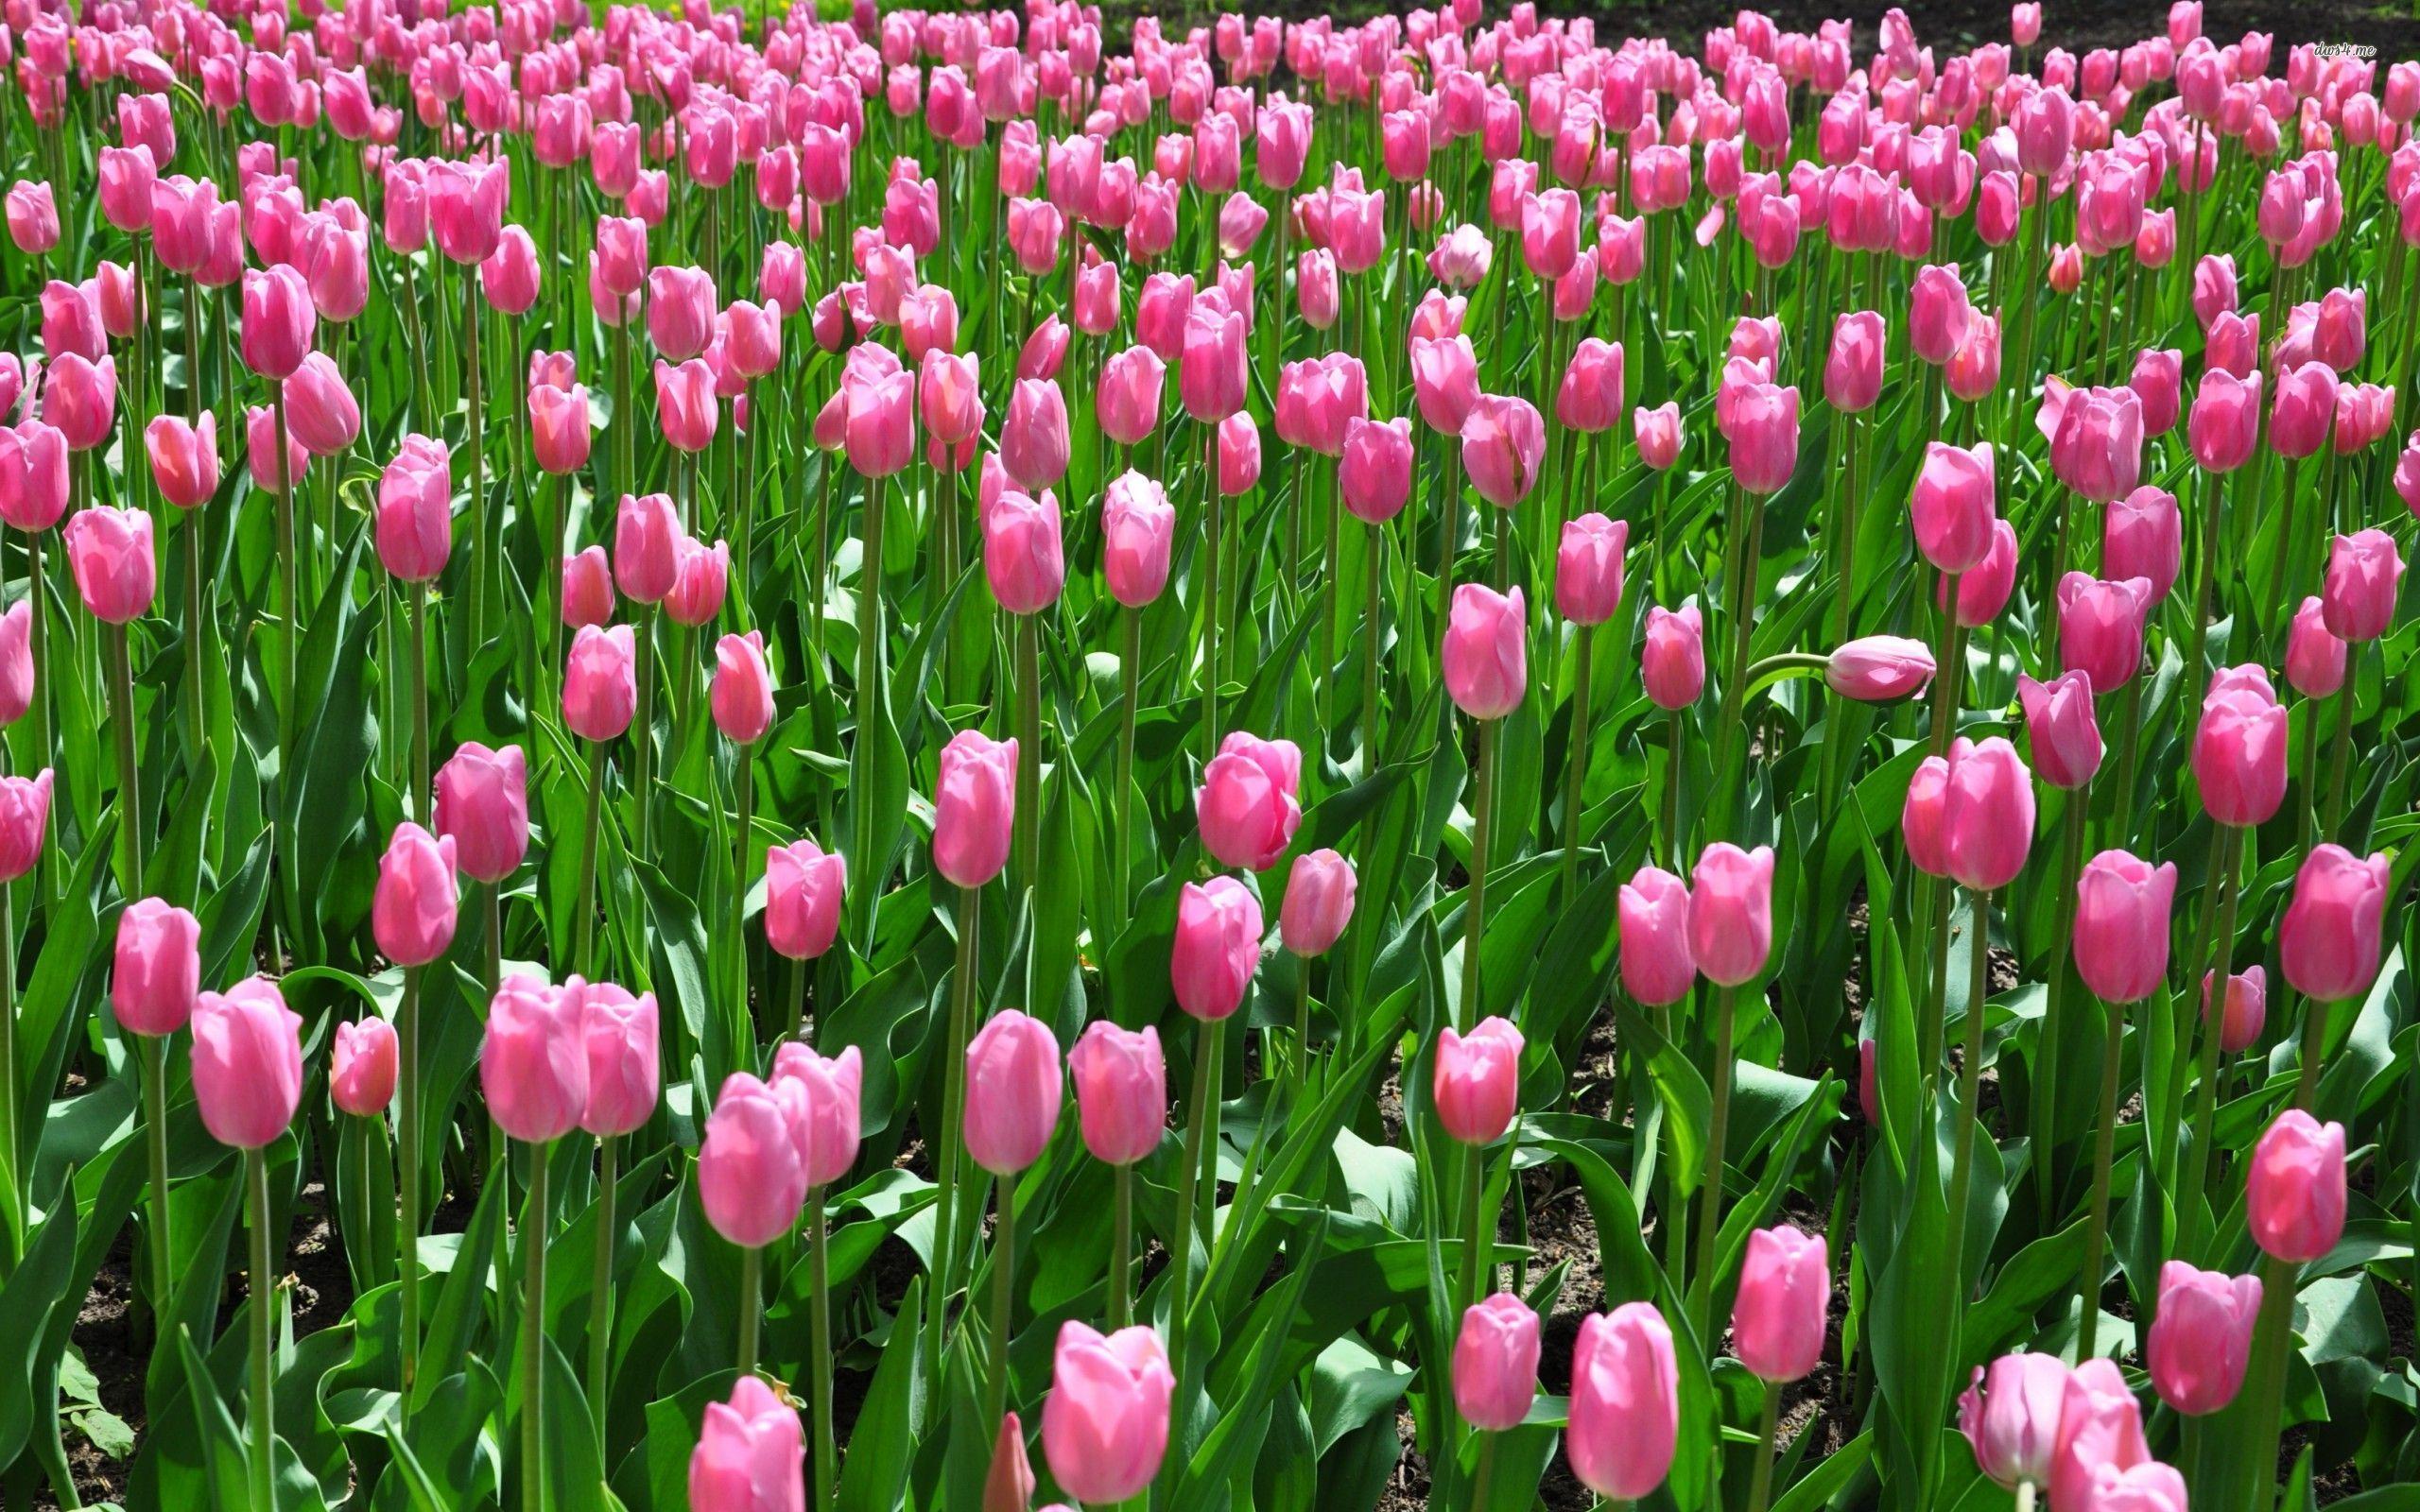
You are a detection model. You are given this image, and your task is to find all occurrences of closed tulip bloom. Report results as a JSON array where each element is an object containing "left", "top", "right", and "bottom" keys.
[
  {"left": 2048, "top": 1359, "right": 2150, "bottom": 1512},
  {"left": 331, "top": 1018, "right": 400, "bottom": 1117},
  {"left": 1930, "top": 511, "right": 2016, "bottom": 627},
  {"left": 2101, "top": 487, "right": 2182, "bottom": 603},
  {"left": 1825, "top": 311, "right": 1886, "bottom": 413},
  {"left": 1520, "top": 188, "right": 1582, "bottom": 279},
  {"left": 2073, "top": 851, "right": 2177, "bottom": 1002},
  {"left": 1098, "top": 347, "right": 1166, "bottom": 446},
  {"left": 2082, "top": 1461, "right": 2189, "bottom": 1512},
  {"left": 2018, "top": 671, "right": 2104, "bottom": 789},
  {"left": 1100, "top": 472, "right": 1175, "bottom": 608},
  {"left": 2247, "top": 1110, "right": 2347, "bottom": 1263},
  {"left": 1180, "top": 304, "right": 1250, "bottom": 422},
  {"left": 0, "top": 770, "right": 51, "bottom": 882},
  {"left": 2146, "top": 1262, "right": 2260, "bottom": 1416},
  {"left": 933, "top": 730, "right": 1018, "bottom": 889},
  {"left": 1555, "top": 514, "right": 1628, "bottom": 627},
  {"left": 42, "top": 281, "right": 103, "bottom": 363},
  {"left": 372, "top": 822, "right": 458, "bottom": 967},
  {"left": 646, "top": 266, "right": 717, "bottom": 360},
  {"left": 1686, "top": 844, "right": 1776, "bottom": 987},
  {"left": 843, "top": 369, "right": 916, "bottom": 479},
  {"left": 1457, "top": 392, "right": 1548, "bottom": 508},
  {"left": 375, "top": 437, "right": 450, "bottom": 581},
  {"left": 1041, "top": 1322, "right": 1174, "bottom": 1505},
  {"left": 1000, "top": 378, "right": 1071, "bottom": 490},
  {"left": 562, "top": 547, "right": 614, "bottom": 629},
  {"left": 145, "top": 414, "right": 220, "bottom": 509},
  {"left": 2192, "top": 669, "right": 2290, "bottom": 825},
  {"left": 282, "top": 352, "right": 361, "bottom": 457},
  {"left": 0, "top": 421, "right": 70, "bottom": 531},
  {"left": 1911, "top": 442, "right": 1996, "bottom": 573},
  {"left": 1340, "top": 417, "right": 1414, "bottom": 524},
  {"left": 240, "top": 265, "right": 317, "bottom": 379},
  {"left": 190, "top": 977, "right": 304, "bottom": 1149},
  {"left": 1172, "top": 877, "right": 1264, "bottom": 1021},
  {"left": 1945, "top": 316, "right": 2005, "bottom": 405},
  {"left": 963, "top": 1009, "right": 1063, "bottom": 1176},
  {"left": 2189, "top": 369, "right": 2263, "bottom": 472},
  {"left": 0, "top": 604, "right": 26, "bottom": 727},
  {"left": 576, "top": 981, "right": 660, "bottom": 1138},
  {"left": 2204, "top": 965, "right": 2268, "bottom": 1053},
  {"left": 1435, "top": 1017, "right": 1525, "bottom": 1146},
  {"left": 666, "top": 539, "right": 732, "bottom": 628},
  {"left": 2057, "top": 573, "right": 2152, "bottom": 692},
  {"left": 1641, "top": 606, "right": 1704, "bottom": 709},
  {"left": 1568, "top": 1303, "right": 1680, "bottom": 1500},
  {"left": 687, "top": 1375, "right": 805, "bottom": 1512},
  {"left": 1722, "top": 382, "right": 1800, "bottom": 494},
  {"left": 698, "top": 1073, "right": 807, "bottom": 1246},
  {"left": 1279, "top": 849, "right": 1357, "bottom": 958},
  {"left": 42, "top": 353, "right": 116, "bottom": 452},
  {"left": 712, "top": 631, "right": 775, "bottom": 745},
  {"left": 1411, "top": 335, "right": 1480, "bottom": 436},
  {"left": 2043, "top": 383, "right": 2144, "bottom": 502},
  {"left": 112, "top": 897, "right": 201, "bottom": 1037},
  {"left": 1068, "top": 1022, "right": 1166, "bottom": 1166},
  {"left": 1825, "top": 636, "right": 1937, "bottom": 702},
  {"left": 1959, "top": 1353, "right": 2069, "bottom": 1489},
  {"left": 528, "top": 380, "right": 593, "bottom": 475},
  {"left": 2320, "top": 529, "right": 2404, "bottom": 642},
  {"left": 770, "top": 1041, "right": 863, "bottom": 1188},
  {"left": 1733, "top": 1226, "right": 1828, "bottom": 1382},
  {"left": 1944, "top": 738, "right": 2036, "bottom": 890},
  {"left": 1909, "top": 264, "right": 1973, "bottom": 366},
  {"left": 765, "top": 838, "right": 845, "bottom": 961},
  {"left": 562, "top": 625, "right": 638, "bottom": 742},
  {"left": 1903, "top": 749, "right": 1955, "bottom": 877},
  {"left": 1555, "top": 339, "right": 1625, "bottom": 434},
  {"left": 614, "top": 491, "right": 682, "bottom": 603},
  {"left": 2280, "top": 845, "right": 2392, "bottom": 1004},
  {"left": 2286, "top": 597, "right": 2347, "bottom": 698},
  {"left": 2272, "top": 361, "right": 2339, "bottom": 459},
  {"left": 1452, "top": 1294, "right": 1540, "bottom": 1434},
  {"left": 986, "top": 487, "right": 1066, "bottom": 614},
  {"left": 6, "top": 181, "right": 60, "bottom": 253},
  {"left": 919, "top": 352, "right": 984, "bottom": 450},
  {"left": 64, "top": 507, "right": 155, "bottom": 623},
  {"left": 434, "top": 742, "right": 528, "bottom": 885},
  {"left": 1196, "top": 731, "right": 1303, "bottom": 872},
  {"left": 653, "top": 359, "right": 718, "bottom": 454},
  {"left": 1618, "top": 867, "right": 1696, "bottom": 1005}
]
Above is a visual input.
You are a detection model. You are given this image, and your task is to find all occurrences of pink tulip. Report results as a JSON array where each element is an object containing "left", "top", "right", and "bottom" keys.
[
  {"left": 2247, "top": 1109, "right": 2347, "bottom": 1263},
  {"left": 1641, "top": 606, "right": 1704, "bottom": 710},
  {"left": 1435, "top": 1017, "right": 1524, "bottom": 1146},
  {"left": 1297, "top": 249, "right": 1341, "bottom": 330},
  {"left": 1519, "top": 188, "right": 1582, "bottom": 279},
  {"left": 2073, "top": 851, "right": 2177, "bottom": 1003},
  {"left": 1959, "top": 1353, "right": 2069, "bottom": 1489},
  {"left": 698, "top": 1073, "right": 807, "bottom": 1246},
  {"left": 1001, "top": 378, "right": 1071, "bottom": 490},
  {"left": 1732, "top": 1225, "right": 1828, "bottom": 1382},
  {"left": 282, "top": 352, "right": 361, "bottom": 456},
  {"left": 1618, "top": 867, "right": 1696, "bottom": 1005},
  {"left": 578, "top": 981, "right": 660, "bottom": 1139},
  {"left": 2204, "top": 966, "right": 2268, "bottom": 1054},
  {"left": 1555, "top": 514, "right": 1629, "bottom": 627},
  {"left": 933, "top": 730, "right": 1018, "bottom": 889},
  {"left": 6, "top": 181, "right": 60, "bottom": 253},
  {"left": 42, "top": 353, "right": 116, "bottom": 452},
  {"left": 1686, "top": 843, "right": 1775, "bottom": 987},
  {"left": 427, "top": 158, "right": 508, "bottom": 265},
  {"left": 2042, "top": 382, "right": 2145, "bottom": 503},
  {"left": 654, "top": 358, "right": 718, "bottom": 454},
  {"left": 769, "top": 1041, "right": 863, "bottom": 1188},
  {"left": 1824, "top": 636, "right": 1936, "bottom": 703},
  {"left": 1041, "top": 1322, "right": 1173, "bottom": 1505},
  {"left": 529, "top": 381, "right": 593, "bottom": 476},
  {"left": 2049, "top": 1359, "right": 2150, "bottom": 1512},
  {"left": 1555, "top": 339, "right": 1624, "bottom": 434},
  {"left": 1216, "top": 414, "right": 1261, "bottom": 495},
  {"left": 2017, "top": 671, "right": 2104, "bottom": 790},
  {"left": 1195, "top": 731, "right": 1302, "bottom": 873},
  {"left": 1172, "top": 877, "right": 1264, "bottom": 1021},
  {"left": 646, "top": 266, "right": 717, "bottom": 361},
  {"left": 2279, "top": 845, "right": 2392, "bottom": 1004},
  {"left": 2189, "top": 369, "right": 2263, "bottom": 472},
  {"left": 190, "top": 977, "right": 304, "bottom": 1149},
  {"left": 985, "top": 487, "right": 1065, "bottom": 614},
  {"left": 64, "top": 507, "right": 155, "bottom": 624},
  {"left": 332, "top": 1018, "right": 400, "bottom": 1118},
  {"left": 1097, "top": 472, "right": 1175, "bottom": 610},
  {"left": 478, "top": 225, "right": 540, "bottom": 316},
  {"left": 1909, "top": 263, "right": 1973, "bottom": 366},
  {"left": 0, "top": 421, "right": 70, "bottom": 531},
  {"left": 562, "top": 547, "right": 615, "bottom": 628},
  {"left": 2193, "top": 667, "right": 2289, "bottom": 826},
  {"left": 962, "top": 1009, "right": 1063, "bottom": 1175},
  {"left": 1568, "top": 1303, "right": 1679, "bottom": 1500},
  {"left": 370, "top": 436, "right": 455, "bottom": 589},
  {"left": 1178, "top": 304, "right": 1249, "bottom": 423},
  {"left": 372, "top": 822, "right": 458, "bottom": 968},
  {"left": 765, "top": 837, "right": 845, "bottom": 962},
  {"left": 1943, "top": 738, "right": 2036, "bottom": 891},
  {"left": 2146, "top": 1262, "right": 2260, "bottom": 1416},
  {"left": 562, "top": 625, "right": 638, "bottom": 743},
  {"left": 687, "top": 1375, "right": 804, "bottom": 1512},
  {"left": 434, "top": 743, "right": 528, "bottom": 885},
  {"left": 1068, "top": 1022, "right": 1166, "bottom": 1166},
  {"left": 1910, "top": 442, "right": 1996, "bottom": 574},
  {"left": 1098, "top": 348, "right": 1166, "bottom": 447},
  {"left": 1721, "top": 381, "right": 1800, "bottom": 494},
  {"left": 1339, "top": 417, "right": 1414, "bottom": 525},
  {"left": 614, "top": 492, "right": 682, "bottom": 604},
  {"left": 245, "top": 406, "right": 309, "bottom": 494},
  {"left": 1279, "top": 849, "right": 1357, "bottom": 958},
  {"left": 2271, "top": 361, "right": 2339, "bottom": 459},
  {"left": 920, "top": 352, "right": 984, "bottom": 453},
  {"left": 112, "top": 898, "right": 201, "bottom": 1037},
  {"left": 1411, "top": 336, "right": 1481, "bottom": 438},
  {"left": 1443, "top": 583, "right": 1528, "bottom": 720},
  {"left": 1825, "top": 311, "right": 1886, "bottom": 413},
  {"left": 2286, "top": 597, "right": 2347, "bottom": 698},
  {"left": 1018, "top": 318, "right": 1072, "bottom": 383},
  {"left": 1453, "top": 1293, "right": 1540, "bottom": 1432},
  {"left": 240, "top": 265, "right": 316, "bottom": 380},
  {"left": 2101, "top": 487, "right": 2181, "bottom": 603},
  {"left": 2321, "top": 529, "right": 2404, "bottom": 643},
  {"left": 2056, "top": 573, "right": 2153, "bottom": 693},
  {"left": 0, "top": 604, "right": 26, "bottom": 728},
  {"left": 0, "top": 770, "right": 51, "bottom": 883},
  {"left": 140, "top": 414, "right": 218, "bottom": 511},
  {"left": 42, "top": 281, "right": 103, "bottom": 363},
  {"left": 710, "top": 631, "right": 774, "bottom": 746}
]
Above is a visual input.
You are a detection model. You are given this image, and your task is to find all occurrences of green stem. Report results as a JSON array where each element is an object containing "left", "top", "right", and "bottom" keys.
[
  {"left": 1662, "top": 711, "right": 1684, "bottom": 870},
  {"left": 106, "top": 622, "right": 142, "bottom": 896},
  {"left": 399, "top": 964, "right": 424, "bottom": 1398},
  {"left": 1941, "top": 889, "right": 1993, "bottom": 1335},
  {"left": 576, "top": 741, "right": 607, "bottom": 975},
  {"left": 810, "top": 1186, "right": 837, "bottom": 1512},
  {"left": 2239, "top": 1251, "right": 2299, "bottom": 1512},
  {"left": 1746, "top": 1388, "right": 1781, "bottom": 1512},
  {"left": 2321, "top": 679, "right": 2356, "bottom": 840},
  {"left": 853, "top": 472, "right": 886, "bottom": 913},
  {"left": 1015, "top": 612, "right": 1041, "bottom": 894},
  {"left": 1559, "top": 625, "right": 1594, "bottom": 908},
  {"left": 2033, "top": 797, "right": 2088, "bottom": 1229},
  {"left": 247, "top": 1146, "right": 276, "bottom": 1512},
  {"left": 2185, "top": 469, "right": 2228, "bottom": 685},
  {"left": 734, "top": 747, "right": 755, "bottom": 1042},
  {"left": 632, "top": 607, "right": 657, "bottom": 867},
  {"left": 1109, "top": 1163, "right": 1132, "bottom": 1332},
  {"left": 185, "top": 507, "right": 207, "bottom": 755},
  {"left": 1470, "top": 1430, "right": 1498, "bottom": 1512},
  {"left": 1115, "top": 610, "right": 1139, "bottom": 919},
  {"left": 988, "top": 1171, "right": 1016, "bottom": 1426},
  {"left": 737, "top": 1243, "right": 761, "bottom": 1379},
  {"left": 143, "top": 1035, "right": 174, "bottom": 1323},
  {"left": 1460, "top": 718, "right": 1495, "bottom": 1032},
  {"left": 1458, "top": 1138, "right": 1489, "bottom": 1312},
  {"left": 925, "top": 886, "right": 980, "bottom": 1390},
  {"left": 410, "top": 582, "right": 430, "bottom": 822},
  {"left": 2180, "top": 826, "right": 2243, "bottom": 1263},
  {"left": 1167, "top": 1014, "right": 1225, "bottom": 1478},
  {"left": 1690, "top": 983, "right": 1737, "bottom": 1326},
  {"left": 2293, "top": 990, "right": 2331, "bottom": 1112},
  {"left": 521, "top": 1141, "right": 549, "bottom": 1512},
  {"left": 586, "top": 1134, "right": 617, "bottom": 1434},
  {"left": 1363, "top": 520, "right": 1385, "bottom": 767},
  {"left": 463, "top": 273, "right": 488, "bottom": 654},
  {"left": 2076, "top": 993, "right": 2125, "bottom": 1360}
]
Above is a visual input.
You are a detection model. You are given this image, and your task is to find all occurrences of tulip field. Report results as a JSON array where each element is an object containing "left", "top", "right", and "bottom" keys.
[{"left": 8, "top": 0, "right": 2420, "bottom": 1507}]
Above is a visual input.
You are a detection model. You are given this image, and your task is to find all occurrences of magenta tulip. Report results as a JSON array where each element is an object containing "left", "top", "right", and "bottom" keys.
[{"left": 190, "top": 977, "right": 304, "bottom": 1149}]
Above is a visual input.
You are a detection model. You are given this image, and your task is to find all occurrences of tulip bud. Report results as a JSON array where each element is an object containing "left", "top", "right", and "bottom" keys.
[
  {"left": 1960, "top": 1353, "right": 2069, "bottom": 1490},
  {"left": 1279, "top": 849, "right": 1357, "bottom": 958},
  {"left": 963, "top": 1009, "right": 1063, "bottom": 1175},
  {"left": 2146, "top": 1262, "right": 2260, "bottom": 1416},
  {"left": 2279, "top": 845, "right": 2391, "bottom": 1005},
  {"left": 1641, "top": 606, "right": 1703, "bottom": 710},
  {"left": 1943, "top": 738, "right": 2035, "bottom": 891},
  {"left": 1452, "top": 1293, "right": 1541, "bottom": 1431},
  {"left": 332, "top": 1018, "right": 401, "bottom": 1118},
  {"left": 1732, "top": 1225, "right": 1828, "bottom": 1382},
  {"left": 688, "top": 1377, "right": 805, "bottom": 1512},
  {"left": 1824, "top": 636, "right": 1937, "bottom": 702},
  {"left": 698, "top": 1072, "right": 807, "bottom": 1246},
  {"left": 1196, "top": 731, "right": 1303, "bottom": 872},
  {"left": 190, "top": 977, "right": 304, "bottom": 1149},
  {"left": 1040, "top": 1322, "right": 1173, "bottom": 1506},
  {"left": 1435, "top": 1016, "right": 1524, "bottom": 1146},
  {"left": 2017, "top": 671, "right": 2103, "bottom": 790},
  {"left": 112, "top": 897, "right": 201, "bottom": 1037},
  {"left": 1443, "top": 584, "right": 1529, "bottom": 719},
  {"left": 2203, "top": 966, "right": 2268, "bottom": 1054},
  {"left": 934, "top": 730, "right": 1018, "bottom": 889},
  {"left": 2247, "top": 1109, "right": 2346, "bottom": 1263},
  {"left": 1068, "top": 1022, "right": 1166, "bottom": 1166},
  {"left": 562, "top": 625, "right": 638, "bottom": 742},
  {"left": 2072, "top": 850, "right": 2177, "bottom": 1003}
]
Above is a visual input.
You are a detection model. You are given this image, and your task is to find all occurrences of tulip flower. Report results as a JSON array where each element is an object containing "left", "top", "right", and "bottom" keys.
[
  {"left": 145, "top": 415, "right": 221, "bottom": 509},
  {"left": 1825, "top": 637, "right": 1938, "bottom": 702},
  {"left": 2279, "top": 845, "right": 2391, "bottom": 1014},
  {"left": 2049, "top": 1359, "right": 2150, "bottom": 1512},
  {"left": 332, "top": 1019, "right": 400, "bottom": 1119},
  {"left": 1196, "top": 732, "right": 1303, "bottom": 873},
  {"left": 1960, "top": 1353, "right": 2069, "bottom": 1490},
  {"left": 1452, "top": 1293, "right": 1540, "bottom": 1433},
  {"left": 2193, "top": 668, "right": 2289, "bottom": 827},
  {"left": 699, "top": 1072, "right": 808, "bottom": 1364},
  {"left": 1041, "top": 1322, "right": 1173, "bottom": 1506},
  {"left": 1642, "top": 606, "right": 1704, "bottom": 712},
  {"left": 688, "top": 1377, "right": 805, "bottom": 1512},
  {"left": 2146, "top": 1263, "right": 2260, "bottom": 1415},
  {"left": 2320, "top": 529, "right": 2404, "bottom": 643},
  {"left": 1733, "top": 1226, "right": 1828, "bottom": 1382},
  {"left": 2073, "top": 852, "right": 2177, "bottom": 1004}
]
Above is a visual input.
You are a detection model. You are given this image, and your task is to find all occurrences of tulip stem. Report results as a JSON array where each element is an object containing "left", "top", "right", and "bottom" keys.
[
  {"left": 988, "top": 1170, "right": 1015, "bottom": 1426},
  {"left": 142, "top": 1034, "right": 174, "bottom": 1324},
  {"left": 2321, "top": 675, "right": 2356, "bottom": 839},
  {"left": 409, "top": 581, "right": 429, "bottom": 823},
  {"left": 1469, "top": 1428, "right": 1497, "bottom": 1512},
  {"left": 1662, "top": 711, "right": 1684, "bottom": 871},
  {"left": 575, "top": 741, "right": 606, "bottom": 975},
  {"left": 2293, "top": 992, "right": 2331, "bottom": 1112},
  {"left": 1204, "top": 428, "right": 1224, "bottom": 749},
  {"left": 926, "top": 885, "right": 980, "bottom": 1393},
  {"left": 2238, "top": 1250, "right": 2298, "bottom": 1512},
  {"left": 1109, "top": 1162, "right": 1132, "bottom": 1332},
  {"left": 2033, "top": 796, "right": 2089, "bottom": 1230},
  {"left": 399, "top": 963, "right": 424, "bottom": 1400},
  {"left": 0, "top": 879, "right": 22, "bottom": 1257},
  {"left": 1941, "top": 889, "right": 1995, "bottom": 1339},
  {"left": 521, "top": 1141, "right": 548, "bottom": 1512},
  {"left": 2076, "top": 992, "right": 2125, "bottom": 1361},
  {"left": 853, "top": 473, "right": 886, "bottom": 919},
  {"left": 1558, "top": 624, "right": 1594, "bottom": 908},
  {"left": 2180, "top": 826, "right": 2243, "bottom": 1262},
  {"left": 737, "top": 1242, "right": 761, "bottom": 1380},
  {"left": 1460, "top": 716, "right": 1495, "bottom": 1032},
  {"left": 1690, "top": 983, "right": 1737, "bottom": 1329},
  {"left": 1458, "top": 1137, "right": 1489, "bottom": 1314},
  {"left": 2185, "top": 469, "right": 2228, "bottom": 684},
  {"left": 734, "top": 747, "right": 755, "bottom": 1045},
  {"left": 1015, "top": 612, "right": 1041, "bottom": 895},
  {"left": 246, "top": 1144, "right": 276, "bottom": 1512},
  {"left": 586, "top": 1134, "right": 617, "bottom": 1435},
  {"left": 1746, "top": 1386, "right": 1781, "bottom": 1512},
  {"left": 1710, "top": 488, "right": 1769, "bottom": 834},
  {"left": 1167, "top": 1014, "right": 1225, "bottom": 1471},
  {"left": 632, "top": 606, "right": 657, "bottom": 868},
  {"left": 462, "top": 272, "right": 488, "bottom": 656},
  {"left": 105, "top": 623, "right": 142, "bottom": 895},
  {"left": 810, "top": 1185, "right": 837, "bottom": 1512},
  {"left": 1363, "top": 521, "right": 1385, "bottom": 771},
  {"left": 2016, "top": 1479, "right": 2037, "bottom": 1512},
  {"left": 184, "top": 508, "right": 208, "bottom": 757},
  {"left": 1115, "top": 608, "right": 1139, "bottom": 923},
  {"left": 26, "top": 528, "right": 53, "bottom": 905}
]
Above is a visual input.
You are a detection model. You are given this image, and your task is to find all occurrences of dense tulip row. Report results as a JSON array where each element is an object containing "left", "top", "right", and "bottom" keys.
[{"left": 1, "top": 0, "right": 2418, "bottom": 1507}]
